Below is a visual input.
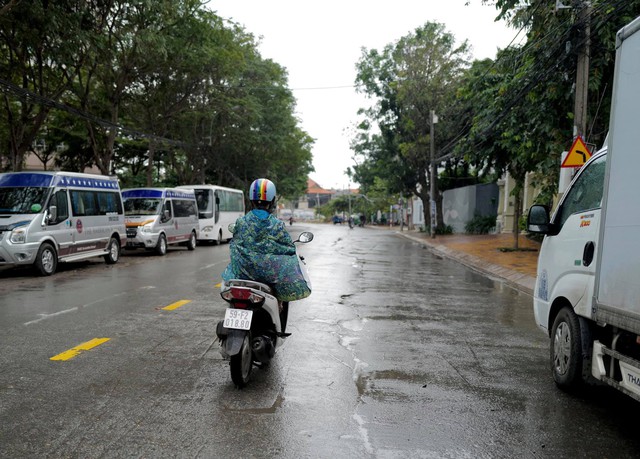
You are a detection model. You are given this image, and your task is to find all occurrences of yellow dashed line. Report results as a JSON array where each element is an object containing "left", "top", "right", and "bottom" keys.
[
  {"left": 162, "top": 299, "right": 192, "bottom": 311},
  {"left": 50, "top": 338, "right": 111, "bottom": 361}
]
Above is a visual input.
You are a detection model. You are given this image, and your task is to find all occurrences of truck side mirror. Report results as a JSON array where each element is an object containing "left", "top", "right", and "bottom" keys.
[{"left": 527, "top": 205, "right": 550, "bottom": 234}]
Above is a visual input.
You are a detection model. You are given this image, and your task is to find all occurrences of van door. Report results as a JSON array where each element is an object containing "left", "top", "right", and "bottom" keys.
[
  {"left": 538, "top": 154, "right": 607, "bottom": 318},
  {"left": 214, "top": 190, "right": 220, "bottom": 224},
  {"left": 46, "top": 189, "right": 73, "bottom": 257},
  {"left": 160, "top": 199, "right": 176, "bottom": 243}
]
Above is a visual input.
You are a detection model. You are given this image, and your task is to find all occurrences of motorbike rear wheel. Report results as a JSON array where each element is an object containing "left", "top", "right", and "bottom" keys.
[{"left": 230, "top": 334, "right": 252, "bottom": 387}]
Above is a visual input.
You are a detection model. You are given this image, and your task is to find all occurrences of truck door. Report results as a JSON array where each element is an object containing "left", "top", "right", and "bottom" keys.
[{"left": 540, "top": 154, "right": 607, "bottom": 316}]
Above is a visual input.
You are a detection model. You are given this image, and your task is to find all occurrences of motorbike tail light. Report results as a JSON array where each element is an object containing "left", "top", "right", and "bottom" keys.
[{"left": 221, "top": 287, "right": 265, "bottom": 304}]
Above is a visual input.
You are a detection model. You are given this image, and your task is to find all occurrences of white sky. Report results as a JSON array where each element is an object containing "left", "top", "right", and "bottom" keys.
[{"left": 212, "top": 0, "right": 518, "bottom": 190}]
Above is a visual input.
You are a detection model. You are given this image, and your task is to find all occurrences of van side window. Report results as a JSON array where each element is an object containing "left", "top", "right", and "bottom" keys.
[
  {"left": 97, "top": 191, "right": 123, "bottom": 215},
  {"left": 70, "top": 190, "right": 98, "bottom": 216},
  {"left": 555, "top": 155, "right": 607, "bottom": 228},
  {"left": 173, "top": 199, "right": 197, "bottom": 218}
]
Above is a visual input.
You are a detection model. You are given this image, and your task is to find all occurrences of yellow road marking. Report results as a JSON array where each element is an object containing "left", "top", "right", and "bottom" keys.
[
  {"left": 215, "top": 282, "right": 222, "bottom": 288},
  {"left": 50, "top": 338, "right": 110, "bottom": 361},
  {"left": 162, "top": 299, "right": 191, "bottom": 311}
]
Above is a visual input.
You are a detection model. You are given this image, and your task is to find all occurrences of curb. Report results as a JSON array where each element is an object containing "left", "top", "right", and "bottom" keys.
[{"left": 396, "top": 232, "right": 535, "bottom": 297}]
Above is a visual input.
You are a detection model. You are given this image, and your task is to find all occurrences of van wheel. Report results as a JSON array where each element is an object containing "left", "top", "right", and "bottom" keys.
[
  {"left": 155, "top": 234, "right": 167, "bottom": 256},
  {"left": 35, "top": 242, "right": 57, "bottom": 276},
  {"left": 215, "top": 231, "right": 222, "bottom": 246},
  {"left": 187, "top": 231, "right": 197, "bottom": 251},
  {"left": 551, "top": 307, "right": 583, "bottom": 390},
  {"left": 104, "top": 237, "right": 120, "bottom": 264}
]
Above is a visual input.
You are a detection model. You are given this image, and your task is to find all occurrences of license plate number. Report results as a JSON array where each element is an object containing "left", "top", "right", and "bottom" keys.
[{"left": 223, "top": 309, "right": 253, "bottom": 330}]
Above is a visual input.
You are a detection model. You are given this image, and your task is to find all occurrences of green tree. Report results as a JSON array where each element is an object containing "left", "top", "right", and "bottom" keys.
[
  {"left": 466, "top": 0, "right": 640, "bottom": 247},
  {"left": 0, "top": 0, "right": 87, "bottom": 171},
  {"left": 352, "top": 22, "right": 471, "bottom": 229}
]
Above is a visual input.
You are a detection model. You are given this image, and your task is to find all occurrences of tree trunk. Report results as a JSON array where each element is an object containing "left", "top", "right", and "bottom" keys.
[
  {"left": 146, "top": 140, "right": 156, "bottom": 186},
  {"left": 511, "top": 183, "right": 522, "bottom": 250}
]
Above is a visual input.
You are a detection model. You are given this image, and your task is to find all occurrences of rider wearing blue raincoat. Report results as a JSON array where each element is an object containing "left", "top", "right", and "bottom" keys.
[{"left": 222, "top": 178, "right": 311, "bottom": 303}]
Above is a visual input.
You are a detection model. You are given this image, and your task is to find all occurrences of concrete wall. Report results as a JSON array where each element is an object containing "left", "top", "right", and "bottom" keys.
[{"left": 442, "top": 183, "right": 499, "bottom": 233}]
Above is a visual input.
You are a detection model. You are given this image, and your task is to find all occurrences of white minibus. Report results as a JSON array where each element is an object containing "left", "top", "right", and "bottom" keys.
[
  {"left": 122, "top": 188, "right": 199, "bottom": 255},
  {"left": 0, "top": 171, "right": 126, "bottom": 276},
  {"left": 177, "top": 185, "right": 244, "bottom": 244}
]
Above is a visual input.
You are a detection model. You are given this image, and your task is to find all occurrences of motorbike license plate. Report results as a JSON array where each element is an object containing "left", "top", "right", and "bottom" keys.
[{"left": 223, "top": 308, "right": 253, "bottom": 330}]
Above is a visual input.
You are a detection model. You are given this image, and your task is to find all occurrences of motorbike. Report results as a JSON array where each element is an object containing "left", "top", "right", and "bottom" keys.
[{"left": 216, "top": 231, "right": 313, "bottom": 387}]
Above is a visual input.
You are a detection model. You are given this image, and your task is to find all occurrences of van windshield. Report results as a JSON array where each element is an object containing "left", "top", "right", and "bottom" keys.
[
  {"left": 0, "top": 187, "right": 49, "bottom": 214},
  {"left": 123, "top": 198, "right": 162, "bottom": 216}
]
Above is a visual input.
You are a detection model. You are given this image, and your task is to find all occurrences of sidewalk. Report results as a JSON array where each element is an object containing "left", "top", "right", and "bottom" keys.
[{"left": 396, "top": 229, "right": 540, "bottom": 296}]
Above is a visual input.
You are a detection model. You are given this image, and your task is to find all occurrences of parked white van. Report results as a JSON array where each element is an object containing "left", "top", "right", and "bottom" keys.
[
  {"left": 0, "top": 171, "right": 126, "bottom": 276},
  {"left": 176, "top": 184, "right": 245, "bottom": 244},
  {"left": 122, "top": 188, "right": 199, "bottom": 255}
]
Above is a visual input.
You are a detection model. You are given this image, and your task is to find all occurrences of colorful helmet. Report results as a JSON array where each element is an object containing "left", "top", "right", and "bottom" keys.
[{"left": 249, "top": 178, "right": 277, "bottom": 211}]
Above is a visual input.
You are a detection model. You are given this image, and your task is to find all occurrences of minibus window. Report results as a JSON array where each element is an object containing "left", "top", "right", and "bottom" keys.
[
  {"left": 195, "top": 189, "right": 213, "bottom": 219},
  {"left": 124, "top": 198, "right": 162, "bottom": 216},
  {"left": 0, "top": 187, "right": 49, "bottom": 214}
]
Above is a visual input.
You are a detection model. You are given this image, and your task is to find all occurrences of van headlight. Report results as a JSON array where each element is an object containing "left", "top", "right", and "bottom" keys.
[
  {"left": 140, "top": 224, "right": 152, "bottom": 234},
  {"left": 8, "top": 221, "right": 30, "bottom": 244},
  {"left": 10, "top": 227, "right": 27, "bottom": 244}
]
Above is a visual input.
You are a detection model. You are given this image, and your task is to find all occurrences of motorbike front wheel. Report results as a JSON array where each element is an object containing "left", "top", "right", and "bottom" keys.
[{"left": 230, "top": 334, "right": 252, "bottom": 387}]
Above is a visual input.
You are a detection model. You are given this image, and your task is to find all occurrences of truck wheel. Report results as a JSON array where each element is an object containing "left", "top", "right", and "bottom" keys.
[
  {"left": 230, "top": 334, "right": 252, "bottom": 388},
  {"left": 35, "top": 242, "right": 57, "bottom": 276},
  {"left": 551, "top": 307, "right": 583, "bottom": 390},
  {"left": 187, "top": 231, "right": 197, "bottom": 251},
  {"left": 155, "top": 234, "right": 167, "bottom": 256},
  {"left": 104, "top": 237, "right": 120, "bottom": 264}
]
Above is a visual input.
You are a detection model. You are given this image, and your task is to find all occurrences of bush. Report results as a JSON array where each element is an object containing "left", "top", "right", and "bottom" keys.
[
  {"left": 465, "top": 215, "right": 496, "bottom": 234},
  {"left": 436, "top": 224, "right": 453, "bottom": 235}
]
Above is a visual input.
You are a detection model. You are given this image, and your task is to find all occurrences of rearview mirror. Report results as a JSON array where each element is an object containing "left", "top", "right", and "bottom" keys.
[
  {"left": 527, "top": 205, "right": 550, "bottom": 234},
  {"left": 296, "top": 232, "right": 314, "bottom": 243},
  {"left": 46, "top": 205, "right": 58, "bottom": 225}
]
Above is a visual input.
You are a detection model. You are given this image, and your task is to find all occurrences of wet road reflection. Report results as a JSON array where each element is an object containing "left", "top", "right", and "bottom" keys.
[{"left": 1, "top": 224, "right": 639, "bottom": 458}]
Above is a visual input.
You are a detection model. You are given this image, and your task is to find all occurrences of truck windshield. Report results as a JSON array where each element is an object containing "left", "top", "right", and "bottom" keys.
[
  {"left": 123, "top": 198, "right": 162, "bottom": 216},
  {"left": 0, "top": 187, "right": 49, "bottom": 214}
]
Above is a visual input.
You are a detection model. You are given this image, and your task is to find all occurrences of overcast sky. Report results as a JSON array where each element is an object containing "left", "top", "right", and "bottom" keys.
[{"left": 212, "top": 0, "right": 519, "bottom": 190}]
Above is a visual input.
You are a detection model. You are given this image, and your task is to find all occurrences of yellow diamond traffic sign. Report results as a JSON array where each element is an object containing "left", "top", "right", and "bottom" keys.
[{"left": 561, "top": 136, "right": 592, "bottom": 168}]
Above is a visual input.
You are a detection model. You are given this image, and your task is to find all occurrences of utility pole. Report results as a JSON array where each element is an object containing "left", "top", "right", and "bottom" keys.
[
  {"left": 429, "top": 110, "right": 438, "bottom": 239},
  {"left": 573, "top": 1, "right": 591, "bottom": 141}
]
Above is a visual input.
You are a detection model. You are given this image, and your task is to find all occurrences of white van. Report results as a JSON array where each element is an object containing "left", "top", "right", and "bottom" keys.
[
  {"left": 176, "top": 184, "right": 244, "bottom": 244},
  {"left": 0, "top": 171, "right": 126, "bottom": 276},
  {"left": 122, "top": 188, "right": 199, "bottom": 255}
]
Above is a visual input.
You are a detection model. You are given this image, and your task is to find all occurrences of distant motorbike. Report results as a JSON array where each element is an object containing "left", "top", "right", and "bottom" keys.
[{"left": 216, "top": 231, "right": 313, "bottom": 387}]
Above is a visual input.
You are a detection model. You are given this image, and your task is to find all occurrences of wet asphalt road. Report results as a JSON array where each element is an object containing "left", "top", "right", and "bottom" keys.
[{"left": 1, "top": 223, "right": 639, "bottom": 458}]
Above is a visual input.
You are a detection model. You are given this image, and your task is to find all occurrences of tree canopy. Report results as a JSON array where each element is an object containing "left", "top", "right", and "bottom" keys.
[
  {"left": 0, "top": 0, "right": 313, "bottom": 199},
  {"left": 350, "top": 1, "right": 640, "bottom": 239}
]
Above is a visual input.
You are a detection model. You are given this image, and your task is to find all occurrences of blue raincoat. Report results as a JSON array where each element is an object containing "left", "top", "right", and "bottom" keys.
[{"left": 221, "top": 210, "right": 311, "bottom": 301}]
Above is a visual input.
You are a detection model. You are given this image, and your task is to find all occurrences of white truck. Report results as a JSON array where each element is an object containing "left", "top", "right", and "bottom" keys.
[{"left": 527, "top": 16, "right": 640, "bottom": 401}]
